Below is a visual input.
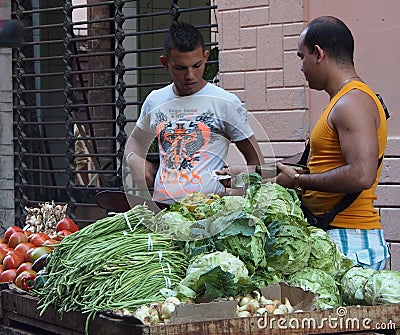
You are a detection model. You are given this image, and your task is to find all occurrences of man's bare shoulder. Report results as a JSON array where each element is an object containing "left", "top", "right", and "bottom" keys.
[{"left": 330, "top": 89, "right": 379, "bottom": 129}]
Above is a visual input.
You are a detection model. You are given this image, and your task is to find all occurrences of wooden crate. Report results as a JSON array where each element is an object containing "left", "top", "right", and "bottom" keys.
[
  {"left": 1, "top": 289, "right": 400, "bottom": 335},
  {"left": 0, "top": 290, "right": 139, "bottom": 335}
]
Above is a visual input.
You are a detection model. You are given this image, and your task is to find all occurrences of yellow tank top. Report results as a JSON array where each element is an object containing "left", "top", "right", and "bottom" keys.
[{"left": 302, "top": 81, "right": 387, "bottom": 229}]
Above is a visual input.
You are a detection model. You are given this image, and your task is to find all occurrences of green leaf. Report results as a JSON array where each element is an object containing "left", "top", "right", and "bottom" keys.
[{"left": 196, "top": 266, "right": 236, "bottom": 299}]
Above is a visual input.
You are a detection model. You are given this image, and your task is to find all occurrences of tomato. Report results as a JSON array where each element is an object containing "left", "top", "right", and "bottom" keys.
[
  {"left": 0, "top": 237, "right": 5, "bottom": 244},
  {"left": 16, "top": 262, "right": 33, "bottom": 276},
  {"left": 54, "top": 230, "right": 72, "bottom": 241},
  {"left": 24, "top": 248, "right": 35, "bottom": 263},
  {"left": 0, "top": 243, "right": 12, "bottom": 252},
  {"left": 28, "top": 232, "right": 50, "bottom": 247},
  {"left": 26, "top": 246, "right": 51, "bottom": 263},
  {"left": 14, "top": 242, "right": 35, "bottom": 257},
  {"left": 23, "top": 230, "right": 33, "bottom": 238},
  {"left": 42, "top": 238, "right": 58, "bottom": 250},
  {"left": 4, "top": 226, "right": 23, "bottom": 243},
  {"left": 8, "top": 231, "right": 28, "bottom": 249},
  {"left": 0, "top": 264, "right": 4, "bottom": 273},
  {"left": 56, "top": 217, "right": 79, "bottom": 233},
  {"left": 0, "top": 248, "right": 7, "bottom": 263},
  {"left": 0, "top": 269, "right": 17, "bottom": 283},
  {"left": 3, "top": 251, "right": 24, "bottom": 270}
]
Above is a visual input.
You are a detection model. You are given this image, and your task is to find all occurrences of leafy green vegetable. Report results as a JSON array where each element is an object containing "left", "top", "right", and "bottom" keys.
[
  {"left": 194, "top": 266, "right": 256, "bottom": 300},
  {"left": 307, "top": 226, "right": 355, "bottom": 281},
  {"left": 288, "top": 268, "right": 342, "bottom": 310},
  {"left": 251, "top": 267, "right": 284, "bottom": 288},
  {"left": 245, "top": 182, "right": 306, "bottom": 224},
  {"left": 177, "top": 251, "right": 252, "bottom": 300},
  {"left": 341, "top": 267, "right": 376, "bottom": 305},
  {"left": 151, "top": 211, "right": 194, "bottom": 240},
  {"left": 157, "top": 195, "right": 247, "bottom": 240},
  {"left": 195, "top": 195, "right": 247, "bottom": 219},
  {"left": 363, "top": 270, "right": 400, "bottom": 305},
  {"left": 264, "top": 220, "right": 311, "bottom": 275},
  {"left": 181, "top": 206, "right": 269, "bottom": 273}
]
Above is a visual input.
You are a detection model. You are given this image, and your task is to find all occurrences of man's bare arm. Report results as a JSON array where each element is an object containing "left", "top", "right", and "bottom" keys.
[{"left": 125, "top": 126, "right": 158, "bottom": 190}]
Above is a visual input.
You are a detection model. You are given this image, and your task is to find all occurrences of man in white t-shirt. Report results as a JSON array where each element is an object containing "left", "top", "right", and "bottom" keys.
[{"left": 125, "top": 21, "right": 262, "bottom": 204}]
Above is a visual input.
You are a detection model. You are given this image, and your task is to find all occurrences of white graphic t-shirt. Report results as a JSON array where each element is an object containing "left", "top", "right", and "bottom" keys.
[{"left": 137, "top": 83, "right": 254, "bottom": 203}]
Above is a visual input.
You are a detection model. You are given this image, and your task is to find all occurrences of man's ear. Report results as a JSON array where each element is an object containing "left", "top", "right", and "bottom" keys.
[
  {"left": 314, "top": 45, "right": 324, "bottom": 63},
  {"left": 160, "top": 55, "right": 168, "bottom": 69},
  {"left": 204, "top": 49, "right": 210, "bottom": 60}
]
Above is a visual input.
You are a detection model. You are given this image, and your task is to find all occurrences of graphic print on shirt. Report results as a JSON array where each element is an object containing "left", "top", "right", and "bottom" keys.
[{"left": 156, "top": 110, "right": 219, "bottom": 171}]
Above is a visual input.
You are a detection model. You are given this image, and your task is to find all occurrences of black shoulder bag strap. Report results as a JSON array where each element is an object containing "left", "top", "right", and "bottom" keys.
[{"left": 299, "top": 93, "right": 390, "bottom": 222}]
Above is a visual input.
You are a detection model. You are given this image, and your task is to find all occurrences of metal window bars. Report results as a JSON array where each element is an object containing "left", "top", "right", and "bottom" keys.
[{"left": 11, "top": 0, "right": 218, "bottom": 226}]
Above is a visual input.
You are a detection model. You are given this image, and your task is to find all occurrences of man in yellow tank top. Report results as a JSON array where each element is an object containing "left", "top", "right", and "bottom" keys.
[{"left": 276, "top": 16, "right": 390, "bottom": 270}]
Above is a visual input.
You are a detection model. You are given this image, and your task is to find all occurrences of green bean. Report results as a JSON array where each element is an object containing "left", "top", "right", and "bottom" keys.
[{"left": 34, "top": 205, "right": 188, "bottom": 335}]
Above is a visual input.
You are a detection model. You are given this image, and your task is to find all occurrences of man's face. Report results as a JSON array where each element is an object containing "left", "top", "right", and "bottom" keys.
[
  {"left": 297, "top": 29, "right": 322, "bottom": 91},
  {"left": 297, "top": 31, "right": 311, "bottom": 80},
  {"left": 161, "top": 46, "right": 209, "bottom": 96}
]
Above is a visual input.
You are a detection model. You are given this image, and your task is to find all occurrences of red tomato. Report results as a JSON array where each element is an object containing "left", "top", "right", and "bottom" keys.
[
  {"left": 14, "top": 242, "right": 35, "bottom": 257},
  {"left": 0, "top": 248, "right": 7, "bottom": 263},
  {"left": 42, "top": 238, "right": 58, "bottom": 250},
  {"left": 0, "top": 269, "right": 17, "bottom": 283},
  {"left": 56, "top": 217, "right": 79, "bottom": 233},
  {"left": 4, "top": 226, "right": 23, "bottom": 243},
  {"left": 54, "top": 230, "right": 72, "bottom": 241},
  {"left": 24, "top": 248, "right": 35, "bottom": 263},
  {"left": 8, "top": 232, "right": 28, "bottom": 249},
  {"left": 3, "top": 251, "right": 24, "bottom": 270},
  {"left": 16, "top": 262, "right": 33, "bottom": 276},
  {"left": 28, "top": 232, "right": 50, "bottom": 247},
  {"left": 23, "top": 230, "right": 33, "bottom": 238}
]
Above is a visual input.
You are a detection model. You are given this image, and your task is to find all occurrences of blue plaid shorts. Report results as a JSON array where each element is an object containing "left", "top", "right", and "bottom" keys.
[{"left": 327, "top": 228, "right": 390, "bottom": 270}]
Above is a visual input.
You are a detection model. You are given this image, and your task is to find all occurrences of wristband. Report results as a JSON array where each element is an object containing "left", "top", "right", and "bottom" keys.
[{"left": 293, "top": 173, "right": 304, "bottom": 195}]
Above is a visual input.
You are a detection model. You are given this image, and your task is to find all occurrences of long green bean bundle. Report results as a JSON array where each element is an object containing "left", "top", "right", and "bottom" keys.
[{"left": 35, "top": 205, "right": 188, "bottom": 333}]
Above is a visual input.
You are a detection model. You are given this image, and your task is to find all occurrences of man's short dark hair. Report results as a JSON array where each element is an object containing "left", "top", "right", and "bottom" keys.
[
  {"left": 163, "top": 21, "right": 205, "bottom": 59},
  {"left": 304, "top": 16, "right": 354, "bottom": 66}
]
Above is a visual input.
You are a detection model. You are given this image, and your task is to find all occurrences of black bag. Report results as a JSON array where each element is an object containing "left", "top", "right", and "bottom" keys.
[
  {"left": 301, "top": 205, "right": 335, "bottom": 231},
  {"left": 301, "top": 192, "right": 360, "bottom": 231},
  {"left": 298, "top": 93, "right": 389, "bottom": 231}
]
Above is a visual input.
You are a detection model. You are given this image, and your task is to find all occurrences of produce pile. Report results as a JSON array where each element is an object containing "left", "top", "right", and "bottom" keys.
[
  {"left": 33, "top": 205, "right": 188, "bottom": 333},
  {"left": 1, "top": 174, "right": 399, "bottom": 333},
  {"left": 0, "top": 201, "right": 79, "bottom": 291}
]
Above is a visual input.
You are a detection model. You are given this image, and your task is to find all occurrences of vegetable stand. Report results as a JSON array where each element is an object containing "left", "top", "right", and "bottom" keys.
[
  {"left": 2, "top": 185, "right": 400, "bottom": 335},
  {"left": 1, "top": 289, "right": 400, "bottom": 335}
]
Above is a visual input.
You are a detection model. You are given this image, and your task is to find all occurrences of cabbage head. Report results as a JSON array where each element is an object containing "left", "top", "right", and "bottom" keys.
[
  {"left": 363, "top": 270, "right": 400, "bottom": 305},
  {"left": 341, "top": 267, "right": 376, "bottom": 305},
  {"left": 245, "top": 182, "right": 306, "bottom": 225},
  {"left": 307, "top": 226, "right": 355, "bottom": 281},
  {"left": 288, "top": 268, "right": 342, "bottom": 310},
  {"left": 265, "top": 221, "right": 311, "bottom": 275},
  {"left": 177, "top": 251, "right": 253, "bottom": 299}
]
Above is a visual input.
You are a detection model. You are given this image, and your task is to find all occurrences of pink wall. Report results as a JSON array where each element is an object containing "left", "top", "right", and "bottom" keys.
[
  {"left": 217, "top": 0, "right": 400, "bottom": 270},
  {"left": 306, "top": 0, "right": 400, "bottom": 137}
]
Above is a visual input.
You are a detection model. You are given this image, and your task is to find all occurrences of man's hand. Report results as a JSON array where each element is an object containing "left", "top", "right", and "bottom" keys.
[
  {"left": 273, "top": 162, "right": 298, "bottom": 189},
  {"left": 215, "top": 165, "right": 257, "bottom": 189}
]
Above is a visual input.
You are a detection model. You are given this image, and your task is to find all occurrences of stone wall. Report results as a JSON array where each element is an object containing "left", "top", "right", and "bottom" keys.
[{"left": 216, "top": 0, "right": 400, "bottom": 270}]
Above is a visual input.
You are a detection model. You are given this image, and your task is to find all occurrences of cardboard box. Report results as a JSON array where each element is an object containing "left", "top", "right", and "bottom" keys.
[
  {"left": 169, "top": 282, "right": 317, "bottom": 324},
  {"left": 260, "top": 282, "right": 317, "bottom": 312}
]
